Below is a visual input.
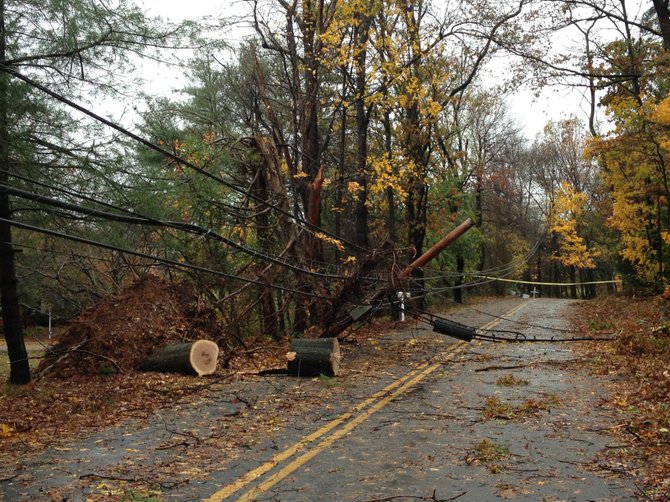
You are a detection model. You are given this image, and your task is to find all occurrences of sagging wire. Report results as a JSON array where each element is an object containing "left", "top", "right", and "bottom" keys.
[
  {"left": 395, "top": 239, "right": 544, "bottom": 304},
  {"left": 0, "top": 217, "right": 328, "bottom": 299},
  {"left": 405, "top": 307, "right": 616, "bottom": 343},
  {"left": 1, "top": 182, "right": 375, "bottom": 283},
  {"left": 419, "top": 238, "right": 542, "bottom": 281},
  {"left": 0, "top": 63, "right": 370, "bottom": 256}
]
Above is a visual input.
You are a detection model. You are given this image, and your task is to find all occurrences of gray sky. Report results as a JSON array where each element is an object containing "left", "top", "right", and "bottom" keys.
[{"left": 133, "top": 0, "right": 584, "bottom": 139}]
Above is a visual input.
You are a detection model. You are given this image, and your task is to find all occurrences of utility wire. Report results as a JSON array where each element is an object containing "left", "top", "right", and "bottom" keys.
[
  {"left": 0, "top": 63, "right": 369, "bottom": 255},
  {"left": 0, "top": 217, "right": 326, "bottom": 299},
  {"left": 9, "top": 241, "right": 117, "bottom": 264},
  {"left": 1, "top": 182, "right": 372, "bottom": 282},
  {"left": 406, "top": 308, "right": 615, "bottom": 343},
  {"left": 419, "top": 238, "right": 542, "bottom": 281}
]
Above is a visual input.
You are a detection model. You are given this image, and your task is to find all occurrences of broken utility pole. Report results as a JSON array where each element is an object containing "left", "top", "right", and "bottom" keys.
[
  {"left": 321, "top": 218, "right": 475, "bottom": 339},
  {"left": 398, "top": 218, "right": 475, "bottom": 279}
]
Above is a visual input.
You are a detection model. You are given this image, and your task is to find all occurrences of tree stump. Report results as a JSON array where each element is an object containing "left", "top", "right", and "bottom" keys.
[
  {"left": 286, "top": 337, "right": 341, "bottom": 377},
  {"left": 139, "top": 340, "right": 219, "bottom": 376}
]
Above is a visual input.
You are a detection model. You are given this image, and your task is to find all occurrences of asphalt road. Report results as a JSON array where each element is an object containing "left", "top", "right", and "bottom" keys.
[
  {"left": 2, "top": 297, "right": 638, "bottom": 501},
  {"left": 202, "top": 298, "right": 635, "bottom": 502}
]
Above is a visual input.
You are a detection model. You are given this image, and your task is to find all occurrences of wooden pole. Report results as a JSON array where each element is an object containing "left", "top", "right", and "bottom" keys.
[
  {"left": 321, "top": 219, "right": 475, "bottom": 339},
  {"left": 398, "top": 218, "right": 475, "bottom": 279}
]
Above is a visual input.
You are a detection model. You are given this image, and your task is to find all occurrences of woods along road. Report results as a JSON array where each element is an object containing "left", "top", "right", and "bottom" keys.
[{"left": 3, "top": 297, "right": 638, "bottom": 501}]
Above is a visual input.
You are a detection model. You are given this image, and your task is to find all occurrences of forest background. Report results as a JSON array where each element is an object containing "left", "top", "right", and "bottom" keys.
[{"left": 1, "top": 0, "right": 669, "bottom": 384}]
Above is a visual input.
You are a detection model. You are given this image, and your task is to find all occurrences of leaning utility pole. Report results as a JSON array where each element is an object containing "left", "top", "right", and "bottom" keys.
[{"left": 321, "top": 218, "right": 475, "bottom": 339}]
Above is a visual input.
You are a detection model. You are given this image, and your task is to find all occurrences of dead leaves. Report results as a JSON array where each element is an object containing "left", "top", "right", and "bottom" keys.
[
  {"left": 571, "top": 296, "right": 670, "bottom": 499},
  {"left": 479, "top": 394, "right": 560, "bottom": 421}
]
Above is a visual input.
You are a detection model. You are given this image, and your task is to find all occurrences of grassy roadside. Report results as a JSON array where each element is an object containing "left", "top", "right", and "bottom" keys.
[
  {"left": 571, "top": 295, "right": 670, "bottom": 501},
  {"left": 0, "top": 326, "right": 54, "bottom": 381},
  {"left": 0, "top": 348, "right": 46, "bottom": 381}
]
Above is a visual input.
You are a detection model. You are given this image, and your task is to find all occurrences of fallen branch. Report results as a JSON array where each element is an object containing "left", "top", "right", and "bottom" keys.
[
  {"left": 80, "top": 473, "right": 138, "bottom": 482},
  {"left": 363, "top": 490, "right": 467, "bottom": 502},
  {"left": 72, "top": 349, "right": 123, "bottom": 374},
  {"left": 36, "top": 339, "right": 89, "bottom": 380},
  {"left": 0, "top": 473, "right": 19, "bottom": 483},
  {"left": 474, "top": 364, "right": 526, "bottom": 372}
]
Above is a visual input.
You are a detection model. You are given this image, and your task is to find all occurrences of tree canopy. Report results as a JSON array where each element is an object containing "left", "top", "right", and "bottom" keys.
[{"left": 2, "top": 0, "right": 669, "bottom": 384}]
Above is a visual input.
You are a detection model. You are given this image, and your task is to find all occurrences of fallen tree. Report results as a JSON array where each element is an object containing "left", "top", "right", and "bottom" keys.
[
  {"left": 139, "top": 340, "right": 219, "bottom": 376},
  {"left": 286, "top": 337, "right": 341, "bottom": 377},
  {"left": 321, "top": 219, "right": 475, "bottom": 339}
]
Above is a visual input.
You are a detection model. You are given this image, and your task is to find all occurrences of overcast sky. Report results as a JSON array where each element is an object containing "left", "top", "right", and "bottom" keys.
[{"left": 132, "top": 0, "right": 586, "bottom": 139}]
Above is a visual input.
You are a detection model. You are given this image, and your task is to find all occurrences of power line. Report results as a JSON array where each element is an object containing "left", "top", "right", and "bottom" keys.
[
  {"left": 0, "top": 63, "right": 370, "bottom": 255},
  {"left": 1, "top": 182, "right": 372, "bottom": 282},
  {"left": 0, "top": 217, "right": 327, "bottom": 299},
  {"left": 407, "top": 308, "right": 615, "bottom": 343}
]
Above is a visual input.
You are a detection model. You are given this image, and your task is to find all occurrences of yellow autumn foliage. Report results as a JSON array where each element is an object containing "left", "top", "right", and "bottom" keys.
[
  {"left": 585, "top": 94, "right": 670, "bottom": 283},
  {"left": 550, "top": 182, "right": 600, "bottom": 270},
  {"left": 313, "top": 232, "right": 345, "bottom": 252}
]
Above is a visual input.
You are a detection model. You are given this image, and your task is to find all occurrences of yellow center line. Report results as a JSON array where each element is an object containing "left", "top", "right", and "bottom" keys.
[
  {"left": 205, "top": 300, "right": 528, "bottom": 502},
  {"left": 236, "top": 343, "right": 468, "bottom": 502},
  {"left": 205, "top": 349, "right": 454, "bottom": 502}
]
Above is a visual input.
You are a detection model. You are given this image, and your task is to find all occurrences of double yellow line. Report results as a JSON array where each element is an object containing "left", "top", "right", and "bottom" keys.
[{"left": 205, "top": 300, "right": 529, "bottom": 502}]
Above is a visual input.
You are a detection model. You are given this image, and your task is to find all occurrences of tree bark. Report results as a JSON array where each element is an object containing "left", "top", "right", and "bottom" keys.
[
  {"left": 353, "top": 13, "right": 372, "bottom": 249},
  {"left": 0, "top": 0, "right": 30, "bottom": 384},
  {"left": 139, "top": 340, "right": 219, "bottom": 376},
  {"left": 653, "top": 0, "right": 670, "bottom": 49},
  {"left": 286, "top": 337, "right": 340, "bottom": 377}
]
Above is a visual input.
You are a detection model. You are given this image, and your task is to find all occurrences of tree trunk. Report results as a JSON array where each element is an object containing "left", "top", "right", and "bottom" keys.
[
  {"left": 286, "top": 337, "right": 340, "bottom": 377},
  {"left": 353, "top": 14, "right": 371, "bottom": 249},
  {"left": 454, "top": 252, "right": 465, "bottom": 304},
  {"left": 0, "top": 1, "right": 30, "bottom": 384},
  {"left": 653, "top": 0, "right": 670, "bottom": 49},
  {"left": 139, "top": 340, "right": 219, "bottom": 376}
]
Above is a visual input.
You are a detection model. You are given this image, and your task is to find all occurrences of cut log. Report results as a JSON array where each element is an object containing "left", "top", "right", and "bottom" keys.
[
  {"left": 139, "top": 340, "right": 219, "bottom": 376},
  {"left": 286, "top": 337, "right": 341, "bottom": 377}
]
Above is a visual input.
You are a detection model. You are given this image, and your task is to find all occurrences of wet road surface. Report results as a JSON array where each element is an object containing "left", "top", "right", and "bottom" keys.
[{"left": 1, "top": 298, "right": 638, "bottom": 501}]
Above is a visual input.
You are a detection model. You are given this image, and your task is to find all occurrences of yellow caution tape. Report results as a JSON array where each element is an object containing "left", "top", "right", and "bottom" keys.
[{"left": 474, "top": 275, "right": 622, "bottom": 287}]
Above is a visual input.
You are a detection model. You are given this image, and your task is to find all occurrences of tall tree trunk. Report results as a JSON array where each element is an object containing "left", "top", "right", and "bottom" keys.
[
  {"left": 474, "top": 162, "right": 485, "bottom": 270},
  {"left": 353, "top": 16, "right": 371, "bottom": 249},
  {"left": 454, "top": 253, "right": 465, "bottom": 304},
  {"left": 570, "top": 267, "right": 578, "bottom": 299},
  {"left": 653, "top": 0, "right": 670, "bottom": 49},
  {"left": 0, "top": 1, "right": 30, "bottom": 384},
  {"left": 406, "top": 182, "right": 428, "bottom": 305},
  {"left": 301, "top": 0, "right": 324, "bottom": 263},
  {"left": 402, "top": 1, "right": 430, "bottom": 305},
  {"left": 383, "top": 111, "right": 396, "bottom": 242},
  {"left": 335, "top": 72, "right": 347, "bottom": 260}
]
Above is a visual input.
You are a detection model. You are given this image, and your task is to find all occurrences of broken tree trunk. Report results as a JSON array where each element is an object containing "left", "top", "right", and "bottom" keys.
[
  {"left": 286, "top": 338, "right": 341, "bottom": 377},
  {"left": 139, "top": 340, "right": 219, "bottom": 376}
]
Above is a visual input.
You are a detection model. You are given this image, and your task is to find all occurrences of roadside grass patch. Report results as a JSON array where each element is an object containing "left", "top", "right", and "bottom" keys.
[
  {"left": 589, "top": 318, "right": 616, "bottom": 332},
  {"left": 0, "top": 348, "right": 44, "bottom": 382},
  {"left": 124, "top": 489, "right": 162, "bottom": 502},
  {"left": 316, "top": 374, "right": 347, "bottom": 388},
  {"left": 518, "top": 394, "right": 560, "bottom": 415},
  {"left": 481, "top": 396, "right": 516, "bottom": 420},
  {"left": 496, "top": 374, "right": 529, "bottom": 387}
]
